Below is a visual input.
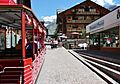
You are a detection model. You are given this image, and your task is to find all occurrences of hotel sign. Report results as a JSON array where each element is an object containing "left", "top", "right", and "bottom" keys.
[{"left": 89, "top": 20, "right": 104, "bottom": 31}]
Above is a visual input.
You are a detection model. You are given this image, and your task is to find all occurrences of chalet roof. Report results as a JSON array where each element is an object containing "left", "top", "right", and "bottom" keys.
[
  {"left": 111, "top": 6, "right": 120, "bottom": 11},
  {"left": 58, "top": 0, "right": 110, "bottom": 15}
]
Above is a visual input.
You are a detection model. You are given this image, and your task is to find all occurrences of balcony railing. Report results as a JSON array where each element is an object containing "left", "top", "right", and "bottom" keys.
[
  {"left": 76, "top": 12, "right": 100, "bottom": 15},
  {"left": 67, "top": 20, "right": 93, "bottom": 23},
  {"left": 67, "top": 29, "right": 81, "bottom": 32}
]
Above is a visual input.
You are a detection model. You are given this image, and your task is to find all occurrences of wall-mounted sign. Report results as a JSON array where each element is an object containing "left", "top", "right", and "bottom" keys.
[{"left": 89, "top": 20, "right": 104, "bottom": 31}]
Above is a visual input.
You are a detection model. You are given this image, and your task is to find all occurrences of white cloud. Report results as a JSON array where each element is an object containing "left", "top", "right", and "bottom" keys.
[
  {"left": 104, "top": 0, "right": 114, "bottom": 5},
  {"left": 41, "top": 15, "right": 57, "bottom": 27},
  {"left": 91, "top": 0, "right": 115, "bottom": 6},
  {"left": 42, "top": 15, "right": 57, "bottom": 22},
  {"left": 92, "top": 0, "right": 105, "bottom": 6}
]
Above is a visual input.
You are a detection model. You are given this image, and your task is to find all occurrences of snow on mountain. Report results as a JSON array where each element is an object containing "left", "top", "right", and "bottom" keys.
[{"left": 42, "top": 15, "right": 57, "bottom": 35}]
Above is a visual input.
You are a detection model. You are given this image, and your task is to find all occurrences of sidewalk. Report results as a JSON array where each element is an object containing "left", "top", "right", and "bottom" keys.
[{"left": 36, "top": 47, "right": 107, "bottom": 84}]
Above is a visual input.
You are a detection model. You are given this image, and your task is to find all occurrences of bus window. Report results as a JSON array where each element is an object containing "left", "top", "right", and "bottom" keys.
[
  {"left": 0, "top": 26, "right": 22, "bottom": 59},
  {"left": 26, "top": 29, "right": 34, "bottom": 60},
  {"left": 6, "top": 27, "right": 11, "bottom": 49},
  {"left": 0, "top": 28, "right": 5, "bottom": 50}
]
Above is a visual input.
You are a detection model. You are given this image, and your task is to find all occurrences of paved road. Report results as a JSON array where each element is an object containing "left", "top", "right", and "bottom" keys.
[{"left": 36, "top": 47, "right": 107, "bottom": 84}]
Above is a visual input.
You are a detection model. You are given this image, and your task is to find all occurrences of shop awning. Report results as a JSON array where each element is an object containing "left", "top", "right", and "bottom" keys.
[
  {"left": 71, "top": 32, "right": 79, "bottom": 35},
  {"left": 59, "top": 35, "right": 67, "bottom": 38}
]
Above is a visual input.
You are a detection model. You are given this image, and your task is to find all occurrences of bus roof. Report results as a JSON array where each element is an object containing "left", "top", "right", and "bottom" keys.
[{"left": 0, "top": 5, "right": 44, "bottom": 29}]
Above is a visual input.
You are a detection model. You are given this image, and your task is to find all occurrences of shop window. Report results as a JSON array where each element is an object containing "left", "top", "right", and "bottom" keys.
[
  {"left": 89, "top": 33, "right": 100, "bottom": 46},
  {"left": 101, "top": 27, "right": 119, "bottom": 47}
]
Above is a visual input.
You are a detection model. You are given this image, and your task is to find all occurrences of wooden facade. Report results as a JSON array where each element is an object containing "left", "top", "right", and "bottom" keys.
[{"left": 56, "top": 0, "right": 110, "bottom": 48}]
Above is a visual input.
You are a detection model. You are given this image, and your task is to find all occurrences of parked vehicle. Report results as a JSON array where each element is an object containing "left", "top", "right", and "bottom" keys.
[{"left": 51, "top": 39, "right": 58, "bottom": 48}]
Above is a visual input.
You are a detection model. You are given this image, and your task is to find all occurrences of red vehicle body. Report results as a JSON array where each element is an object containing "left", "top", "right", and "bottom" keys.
[{"left": 0, "top": 0, "right": 46, "bottom": 84}]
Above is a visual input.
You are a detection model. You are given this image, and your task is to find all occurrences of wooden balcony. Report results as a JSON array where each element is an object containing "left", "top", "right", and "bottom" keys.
[
  {"left": 76, "top": 12, "right": 100, "bottom": 15},
  {"left": 67, "top": 29, "right": 81, "bottom": 32},
  {"left": 67, "top": 20, "right": 93, "bottom": 23}
]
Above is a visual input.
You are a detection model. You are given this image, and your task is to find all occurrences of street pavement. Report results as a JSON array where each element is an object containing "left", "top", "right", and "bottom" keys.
[{"left": 36, "top": 47, "right": 107, "bottom": 84}]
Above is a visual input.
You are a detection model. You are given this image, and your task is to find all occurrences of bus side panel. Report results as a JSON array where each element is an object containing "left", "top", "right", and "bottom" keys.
[
  {"left": 0, "top": 59, "right": 24, "bottom": 84},
  {"left": 0, "top": 0, "right": 16, "bottom": 5},
  {"left": 23, "top": 58, "right": 32, "bottom": 84},
  {"left": 32, "top": 48, "right": 45, "bottom": 84}
]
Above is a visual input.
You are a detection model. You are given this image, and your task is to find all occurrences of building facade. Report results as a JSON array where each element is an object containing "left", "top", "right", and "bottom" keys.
[
  {"left": 56, "top": 0, "right": 110, "bottom": 49},
  {"left": 86, "top": 6, "right": 120, "bottom": 52}
]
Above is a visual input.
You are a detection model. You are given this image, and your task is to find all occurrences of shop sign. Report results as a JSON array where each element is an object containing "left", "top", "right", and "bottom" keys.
[
  {"left": 89, "top": 20, "right": 104, "bottom": 31},
  {"left": 117, "top": 9, "right": 120, "bottom": 19}
]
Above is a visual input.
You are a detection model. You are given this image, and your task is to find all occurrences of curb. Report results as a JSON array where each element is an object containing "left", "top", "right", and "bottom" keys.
[{"left": 68, "top": 50, "right": 119, "bottom": 84}]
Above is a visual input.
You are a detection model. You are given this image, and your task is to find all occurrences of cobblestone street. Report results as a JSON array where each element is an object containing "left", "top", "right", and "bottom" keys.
[{"left": 36, "top": 47, "right": 107, "bottom": 84}]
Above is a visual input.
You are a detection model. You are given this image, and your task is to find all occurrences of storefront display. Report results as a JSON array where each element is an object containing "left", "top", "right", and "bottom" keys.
[{"left": 86, "top": 6, "right": 120, "bottom": 52}]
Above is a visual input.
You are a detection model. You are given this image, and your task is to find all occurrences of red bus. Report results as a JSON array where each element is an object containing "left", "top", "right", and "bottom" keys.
[{"left": 0, "top": 1, "right": 46, "bottom": 84}]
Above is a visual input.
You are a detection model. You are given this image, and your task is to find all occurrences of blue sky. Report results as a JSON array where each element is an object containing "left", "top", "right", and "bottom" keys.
[
  {"left": 31, "top": 0, "right": 120, "bottom": 21},
  {"left": 31, "top": 0, "right": 84, "bottom": 19}
]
